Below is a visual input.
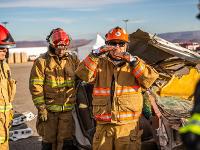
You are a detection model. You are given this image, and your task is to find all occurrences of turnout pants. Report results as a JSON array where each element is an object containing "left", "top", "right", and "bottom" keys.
[
  {"left": 36, "top": 111, "right": 75, "bottom": 150},
  {"left": 0, "top": 111, "right": 11, "bottom": 150},
  {"left": 93, "top": 122, "right": 143, "bottom": 150}
]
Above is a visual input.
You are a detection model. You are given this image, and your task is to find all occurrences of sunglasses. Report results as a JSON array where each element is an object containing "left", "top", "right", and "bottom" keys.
[
  {"left": 0, "top": 48, "right": 7, "bottom": 52},
  {"left": 108, "top": 41, "right": 126, "bottom": 47}
]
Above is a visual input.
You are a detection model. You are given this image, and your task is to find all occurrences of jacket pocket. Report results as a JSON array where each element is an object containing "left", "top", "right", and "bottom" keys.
[
  {"left": 45, "top": 93, "right": 55, "bottom": 104},
  {"left": 8, "top": 79, "right": 16, "bottom": 102},
  {"left": 92, "top": 97, "right": 110, "bottom": 117},
  {"left": 117, "top": 94, "right": 143, "bottom": 112}
]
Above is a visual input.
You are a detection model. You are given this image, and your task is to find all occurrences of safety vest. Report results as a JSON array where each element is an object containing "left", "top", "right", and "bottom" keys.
[{"left": 179, "top": 113, "right": 200, "bottom": 135}]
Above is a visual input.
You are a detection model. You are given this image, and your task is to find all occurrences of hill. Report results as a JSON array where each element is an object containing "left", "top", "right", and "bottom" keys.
[
  {"left": 16, "top": 39, "right": 92, "bottom": 48},
  {"left": 158, "top": 30, "right": 200, "bottom": 43}
]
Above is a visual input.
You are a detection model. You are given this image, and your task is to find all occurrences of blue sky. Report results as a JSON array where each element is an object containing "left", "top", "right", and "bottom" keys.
[{"left": 0, "top": 0, "right": 199, "bottom": 41}]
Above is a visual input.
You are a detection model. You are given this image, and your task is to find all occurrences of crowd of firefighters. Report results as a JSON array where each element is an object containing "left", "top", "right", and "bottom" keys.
[{"left": 0, "top": 24, "right": 199, "bottom": 150}]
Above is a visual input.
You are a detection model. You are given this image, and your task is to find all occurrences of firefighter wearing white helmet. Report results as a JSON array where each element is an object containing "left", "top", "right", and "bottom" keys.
[
  {"left": 76, "top": 26, "right": 159, "bottom": 150},
  {"left": 0, "top": 24, "right": 16, "bottom": 150},
  {"left": 29, "top": 28, "right": 80, "bottom": 150}
]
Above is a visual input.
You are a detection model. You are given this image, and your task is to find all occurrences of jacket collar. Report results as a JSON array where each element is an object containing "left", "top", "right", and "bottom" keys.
[{"left": 47, "top": 50, "right": 69, "bottom": 60}]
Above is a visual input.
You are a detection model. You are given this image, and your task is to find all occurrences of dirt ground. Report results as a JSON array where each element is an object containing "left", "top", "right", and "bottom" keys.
[
  {"left": 9, "top": 62, "right": 41, "bottom": 150},
  {"left": 8, "top": 62, "right": 158, "bottom": 150}
]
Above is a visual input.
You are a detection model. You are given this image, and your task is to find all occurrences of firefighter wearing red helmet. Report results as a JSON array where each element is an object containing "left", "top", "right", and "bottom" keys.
[
  {"left": 75, "top": 26, "right": 159, "bottom": 150},
  {"left": 0, "top": 25, "right": 16, "bottom": 150},
  {"left": 29, "top": 28, "right": 80, "bottom": 150}
]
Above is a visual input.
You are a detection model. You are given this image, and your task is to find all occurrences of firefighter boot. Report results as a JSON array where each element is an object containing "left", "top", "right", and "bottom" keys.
[
  {"left": 42, "top": 142, "right": 52, "bottom": 150},
  {"left": 62, "top": 139, "right": 78, "bottom": 150}
]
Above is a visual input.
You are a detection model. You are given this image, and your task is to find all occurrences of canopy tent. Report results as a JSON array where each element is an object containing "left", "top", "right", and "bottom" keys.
[{"left": 78, "top": 34, "right": 105, "bottom": 60}]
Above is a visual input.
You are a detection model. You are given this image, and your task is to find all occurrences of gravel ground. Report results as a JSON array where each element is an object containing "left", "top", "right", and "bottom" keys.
[{"left": 9, "top": 62, "right": 41, "bottom": 150}]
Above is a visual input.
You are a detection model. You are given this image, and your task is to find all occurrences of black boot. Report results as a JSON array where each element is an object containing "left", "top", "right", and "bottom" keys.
[
  {"left": 42, "top": 142, "right": 52, "bottom": 150},
  {"left": 62, "top": 139, "right": 79, "bottom": 150}
]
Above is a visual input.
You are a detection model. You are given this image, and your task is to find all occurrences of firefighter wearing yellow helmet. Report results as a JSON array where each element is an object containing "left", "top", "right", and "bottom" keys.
[
  {"left": 75, "top": 26, "right": 159, "bottom": 150},
  {"left": 0, "top": 24, "right": 16, "bottom": 150},
  {"left": 29, "top": 28, "right": 80, "bottom": 150}
]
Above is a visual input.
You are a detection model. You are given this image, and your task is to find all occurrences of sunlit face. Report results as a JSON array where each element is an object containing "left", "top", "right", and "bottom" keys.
[
  {"left": 107, "top": 40, "right": 127, "bottom": 59},
  {"left": 54, "top": 45, "right": 68, "bottom": 57},
  {"left": 0, "top": 48, "right": 8, "bottom": 60}
]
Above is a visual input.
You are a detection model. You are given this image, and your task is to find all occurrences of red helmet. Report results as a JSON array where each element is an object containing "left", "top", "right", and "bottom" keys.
[
  {"left": 0, "top": 25, "right": 16, "bottom": 48},
  {"left": 105, "top": 26, "right": 129, "bottom": 43},
  {"left": 47, "top": 28, "right": 71, "bottom": 47}
]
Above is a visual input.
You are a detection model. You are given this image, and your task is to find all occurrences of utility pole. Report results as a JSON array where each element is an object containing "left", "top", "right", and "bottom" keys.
[
  {"left": 197, "top": 0, "right": 200, "bottom": 19},
  {"left": 123, "top": 19, "right": 129, "bottom": 32},
  {"left": 1, "top": 22, "right": 9, "bottom": 27}
]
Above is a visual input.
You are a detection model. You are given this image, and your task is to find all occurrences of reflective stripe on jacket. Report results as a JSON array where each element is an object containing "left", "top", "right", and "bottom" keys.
[
  {"left": 76, "top": 54, "right": 159, "bottom": 124},
  {"left": 29, "top": 50, "right": 80, "bottom": 112},
  {"left": 179, "top": 113, "right": 200, "bottom": 135}
]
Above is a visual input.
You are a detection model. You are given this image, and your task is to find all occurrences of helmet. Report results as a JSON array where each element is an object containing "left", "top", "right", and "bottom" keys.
[
  {"left": 0, "top": 25, "right": 16, "bottom": 48},
  {"left": 46, "top": 28, "right": 71, "bottom": 48},
  {"left": 105, "top": 26, "right": 129, "bottom": 43}
]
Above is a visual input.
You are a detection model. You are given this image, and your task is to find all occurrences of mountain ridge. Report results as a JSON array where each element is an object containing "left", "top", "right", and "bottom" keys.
[
  {"left": 15, "top": 39, "right": 92, "bottom": 48},
  {"left": 158, "top": 30, "right": 200, "bottom": 43}
]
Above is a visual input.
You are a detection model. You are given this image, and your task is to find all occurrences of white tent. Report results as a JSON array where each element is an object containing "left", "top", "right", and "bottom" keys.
[{"left": 78, "top": 34, "right": 105, "bottom": 60}]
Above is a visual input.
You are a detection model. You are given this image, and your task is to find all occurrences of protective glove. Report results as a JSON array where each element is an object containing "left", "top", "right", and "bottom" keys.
[
  {"left": 112, "top": 52, "right": 138, "bottom": 65},
  {"left": 38, "top": 108, "right": 48, "bottom": 122},
  {"left": 92, "top": 45, "right": 116, "bottom": 56}
]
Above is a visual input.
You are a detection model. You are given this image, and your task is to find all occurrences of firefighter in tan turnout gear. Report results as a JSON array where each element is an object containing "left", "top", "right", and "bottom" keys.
[
  {"left": 29, "top": 28, "right": 79, "bottom": 150},
  {"left": 75, "top": 26, "right": 159, "bottom": 150},
  {"left": 0, "top": 25, "right": 16, "bottom": 150}
]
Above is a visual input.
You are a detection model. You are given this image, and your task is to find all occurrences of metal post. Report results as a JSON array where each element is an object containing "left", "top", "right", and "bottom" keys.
[
  {"left": 123, "top": 19, "right": 129, "bottom": 32},
  {"left": 197, "top": 0, "right": 200, "bottom": 19},
  {"left": 1, "top": 22, "right": 8, "bottom": 27}
]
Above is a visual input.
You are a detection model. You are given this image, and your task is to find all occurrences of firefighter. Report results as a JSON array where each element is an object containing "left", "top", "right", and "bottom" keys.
[
  {"left": 29, "top": 28, "right": 79, "bottom": 150},
  {"left": 75, "top": 26, "right": 159, "bottom": 150},
  {"left": 0, "top": 25, "right": 16, "bottom": 150},
  {"left": 179, "top": 81, "right": 200, "bottom": 150}
]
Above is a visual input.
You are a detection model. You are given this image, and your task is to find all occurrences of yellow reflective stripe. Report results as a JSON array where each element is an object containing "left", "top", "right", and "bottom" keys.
[
  {"left": 46, "top": 104, "right": 74, "bottom": 112},
  {"left": 31, "top": 78, "right": 44, "bottom": 85},
  {"left": 190, "top": 113, "right": 200, "bottom": 121},
  {"left": 0, "top": 136, "right": 6, "bottom": 143},
  {"left": 33, "top": 96, "right": 45, "bottom": 105},
  {"left": 179, "top": 113, "right": 200, "bottom": 135},
  {"left": 179, "top": 124, "right": 200, "bottom": 135},
  {"left": 45, "top": 80, "right": 75, "bottom": 88},
  {"left": 0, "top": 103, "right": 12, "bottom": 112}
]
